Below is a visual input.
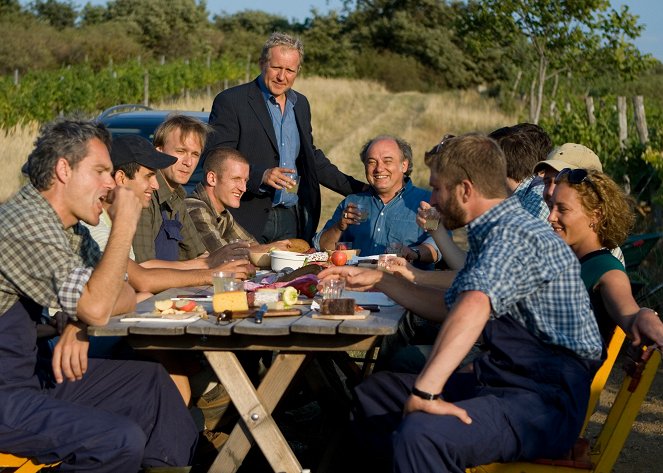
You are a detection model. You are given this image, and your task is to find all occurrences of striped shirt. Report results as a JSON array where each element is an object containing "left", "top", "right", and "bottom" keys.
[
  {"left": 0, "top": 184, "right": 101, "bottom": 320},
  {"left": 446, "top": 196, "right": 603, "bottom": 360},
  {"left": 82, "top": 208, "right": 136, "bottom": 260},
  {"left": 185, "top": 183, "right": 257, "bottom": 253}
]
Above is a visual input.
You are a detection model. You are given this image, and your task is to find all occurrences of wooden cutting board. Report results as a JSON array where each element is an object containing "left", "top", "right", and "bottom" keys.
[
  {"left": 229, "top": 308, "right": 302, "bottom": 319},
  {"left": 311, "top": 309, "right": 370, "bottom": 320}
]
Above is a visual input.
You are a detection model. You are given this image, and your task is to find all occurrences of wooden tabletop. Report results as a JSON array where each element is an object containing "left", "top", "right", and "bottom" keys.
[{"left": 88, "top": 286, "right": 405, "bottom": 349}]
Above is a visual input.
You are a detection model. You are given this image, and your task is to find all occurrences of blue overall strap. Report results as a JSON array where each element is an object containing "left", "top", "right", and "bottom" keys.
[{"left": 154, "top": 210, "right": 183, "bottom": 261}]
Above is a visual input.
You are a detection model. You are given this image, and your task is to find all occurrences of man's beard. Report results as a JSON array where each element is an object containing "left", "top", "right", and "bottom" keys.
[{"left": 439, "top": 193, "right": 466, "bottom": 231}]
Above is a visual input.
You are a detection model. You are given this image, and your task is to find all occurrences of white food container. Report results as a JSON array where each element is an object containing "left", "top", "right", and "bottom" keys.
[{"left": 270, "top": 250, "right": 308, "bottom": 271}]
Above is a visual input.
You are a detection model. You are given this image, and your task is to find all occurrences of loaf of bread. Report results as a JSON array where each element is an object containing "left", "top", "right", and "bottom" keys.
[
  {"left": 320, "top": 298, "right": 356, "bottom": 315},
  {"left": 288, "top": 238, "right": 310, "bottom": 253}
]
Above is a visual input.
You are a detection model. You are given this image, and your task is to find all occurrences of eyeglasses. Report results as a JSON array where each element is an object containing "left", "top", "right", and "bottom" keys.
[{"left": 555, "top": 168, "right": 602, "bottom": 201}]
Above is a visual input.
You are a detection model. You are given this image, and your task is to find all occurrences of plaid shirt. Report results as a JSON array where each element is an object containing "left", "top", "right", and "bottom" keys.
[
  {"left": 514, "top": 175, "right": 549, "bottom": 221},
  {"left": 446, "top": 196, "right": 603, "bottom": 360},
  {"left": 132, "top": 171, "right": 206, "bottom": 263},
  {"left": 0, "top": 184, "right": 101, "bottom": 319},
  {"left": 184, "top": 183, "right": 257, "bottom": 253}
]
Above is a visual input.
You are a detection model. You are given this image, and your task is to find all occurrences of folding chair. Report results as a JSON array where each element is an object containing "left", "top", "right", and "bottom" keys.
[
  {"left": 0, "top": 453, "right": 60, "bottom": 472},
  {"left": 467, "top": 341, "right": 661, "bottom": 473}
]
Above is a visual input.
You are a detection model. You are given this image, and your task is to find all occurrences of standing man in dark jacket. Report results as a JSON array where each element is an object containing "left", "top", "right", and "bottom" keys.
[{"left": 206, "top": 32, "right": 366, "bottom": 243}]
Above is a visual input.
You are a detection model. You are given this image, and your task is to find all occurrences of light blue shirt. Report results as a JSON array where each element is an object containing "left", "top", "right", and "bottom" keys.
[
  {"left": 313, "top": 179, "right": 440, "bottom": 268},
  {"left": 446, "top": 196, "right": 603, "bottom": 360},
  {"left": 258, "top": 77, "right": 300, "bottom": 208}
]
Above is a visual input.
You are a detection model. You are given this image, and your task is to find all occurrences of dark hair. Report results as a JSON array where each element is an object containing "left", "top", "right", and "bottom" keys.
[
  {"left": 27, "top": 119, "right": 111, "bottom": 191},
  {"left": 359, "top": 135, "right": 414, "bottom": 177},
  {"left": 112, "top": 161, "right": 141, "bottom": 179},
  {"left": 489, "top": 129, "right": 539, "bottom": 182},
  {"left": 153, "top": 114, "right": 211, "bottom": 150},
  {"left": 425, "top": 133, "right": 508, "bottom": 199},
  {"left": 511, "top": 122, "right": 553, "bottom": 161},
  {"left": 203, "top": 147, "right": 249, "bottom": 176}
]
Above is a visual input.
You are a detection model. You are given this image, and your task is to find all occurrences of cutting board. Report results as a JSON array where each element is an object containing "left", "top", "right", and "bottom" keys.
[
  {"left": 311, "top": 309, "right": 370, "bottom": 320},
  {"left": 229, "top": 308, "right": 302, "bottom": 319}
]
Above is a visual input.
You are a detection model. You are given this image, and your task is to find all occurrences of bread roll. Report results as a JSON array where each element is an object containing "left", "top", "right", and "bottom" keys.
[{"left": 288, "top": 238, "right": 310, "bottom": 253}]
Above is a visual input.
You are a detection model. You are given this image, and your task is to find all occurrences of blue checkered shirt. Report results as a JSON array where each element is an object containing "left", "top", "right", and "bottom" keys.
[
  {"left": 514, "top": 175, "right": 549, "bottom": 221},
  {"left": 0, "top": 184, "right": 100, "bottom": 320},
  {"left": 445, "top": 196, "right": 603, "bottom": 360}
]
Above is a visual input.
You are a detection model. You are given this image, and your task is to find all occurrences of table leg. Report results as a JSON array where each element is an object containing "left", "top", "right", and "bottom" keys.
[{"left": 205, "top": 351, "right": 307, "bottom": 473}]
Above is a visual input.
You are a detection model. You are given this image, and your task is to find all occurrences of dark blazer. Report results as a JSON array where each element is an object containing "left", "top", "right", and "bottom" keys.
[{"left": 206, "top": 77, "right": 365, "bottom": 243}]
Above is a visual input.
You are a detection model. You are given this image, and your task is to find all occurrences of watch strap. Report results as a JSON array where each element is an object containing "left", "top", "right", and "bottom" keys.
[{"left": 411, "top": 386, "right": 440, "bottom": 401}]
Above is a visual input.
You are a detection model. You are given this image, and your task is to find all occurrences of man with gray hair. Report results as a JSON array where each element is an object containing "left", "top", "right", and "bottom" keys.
[
  {"left": 314, "top": 135, "right": 439, "bottom": 266},
  {"left": 206, "top": 32, "right": 366, "bottom": 243}
]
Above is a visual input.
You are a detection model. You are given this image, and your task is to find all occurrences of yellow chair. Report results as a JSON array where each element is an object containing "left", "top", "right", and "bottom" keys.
[
  {"left": 579, "top": 327, "right": 626, "bottom": 436},
  {"left": 467, "top": 341, "right": 661, "bottom": 473},
  {"left": 0, "top": 453, "right": 60, "bottom": 472}
]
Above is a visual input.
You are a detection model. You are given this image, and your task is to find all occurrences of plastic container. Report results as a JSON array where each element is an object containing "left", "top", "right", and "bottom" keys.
[{"left": 270, "top": 250, "right": 308, "bottom": 272}]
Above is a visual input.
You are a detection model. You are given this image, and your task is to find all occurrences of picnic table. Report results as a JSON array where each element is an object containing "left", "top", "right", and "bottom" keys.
[{"left": 88, "top": 285, "right": 406, "bottom": 473}]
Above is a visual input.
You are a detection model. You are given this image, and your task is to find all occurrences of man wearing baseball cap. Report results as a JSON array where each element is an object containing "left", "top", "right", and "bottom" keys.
[
  {"left": 83, "top": 134, "right": 252, "bottom": 297},
  {"left": 533, "top": 142, "right": 624, "bottom": 265}
]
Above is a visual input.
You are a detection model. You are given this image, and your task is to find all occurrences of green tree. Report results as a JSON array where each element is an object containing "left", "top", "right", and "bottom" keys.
[
  {"left": 342, "top": 0, "right": 471, "bottom": 90},
  {"left": 467, "top": 0, "right": 651, "bottom": 123},
  {"left": 106, "top": 0, "right": 212, "bottom": 58},
  {"left": 29, "top": 0, "right": 78, "bottom": 30}
]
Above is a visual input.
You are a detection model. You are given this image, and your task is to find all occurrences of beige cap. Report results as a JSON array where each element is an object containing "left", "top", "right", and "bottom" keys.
[{"left": 533, "top": 143, "right": 603, "bottom": 173}]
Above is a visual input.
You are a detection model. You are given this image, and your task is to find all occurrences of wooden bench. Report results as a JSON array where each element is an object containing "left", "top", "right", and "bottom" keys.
[{"left": 467, "top": 339, "right": 661, "bottom": 473}]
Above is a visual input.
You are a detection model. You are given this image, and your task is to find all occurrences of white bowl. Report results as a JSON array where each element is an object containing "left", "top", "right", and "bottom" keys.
[{"left": 270, "top": 250, "right": 308, "bottom": 272}]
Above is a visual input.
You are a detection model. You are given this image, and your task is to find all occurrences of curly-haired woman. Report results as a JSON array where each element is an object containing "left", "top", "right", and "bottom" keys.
[{"left": 548, "top": 168, "right": 663, "bottom": 348}]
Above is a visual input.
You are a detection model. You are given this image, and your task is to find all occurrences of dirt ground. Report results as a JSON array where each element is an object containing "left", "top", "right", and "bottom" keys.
[{"left": 586, "top": 352, "right": 663, "bottom": 473}]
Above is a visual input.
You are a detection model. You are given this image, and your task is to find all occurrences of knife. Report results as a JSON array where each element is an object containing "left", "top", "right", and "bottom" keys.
[{"left": 254, "top": 304, "right": 268, "bottom": 324}]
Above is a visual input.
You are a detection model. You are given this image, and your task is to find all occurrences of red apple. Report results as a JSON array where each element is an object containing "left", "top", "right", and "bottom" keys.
[
  {"left": 175, "top": 299, "right": 197, "bottom": 312},
  {"left": 331, "top": 250, "right": 348, "bottom": 266}
]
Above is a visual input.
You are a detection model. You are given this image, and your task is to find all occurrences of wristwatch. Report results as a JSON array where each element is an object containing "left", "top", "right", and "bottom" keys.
[
  {"left": 411, "top": 386, "right": 440, "bottom": 401},
  {"left": 411, "top": 247, "right": 421, "bottom": 262}
]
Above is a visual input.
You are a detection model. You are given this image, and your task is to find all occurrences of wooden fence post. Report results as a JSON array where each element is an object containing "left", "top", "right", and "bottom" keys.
[
  {"left": 143, "top": 71, "right": 149, "bottom": 107},
  {"left": 633, "top": 96, "right": 648, "bottom": 144},
  {"left": 160, "top": 55, "right": 165, "bottom": 66},
  {"left": 585, "top": 96, "right": 596, "bottom": 126},
  {"left": 617, "top": 96, "right": 627, "bottom": 150},
  {"left": 13, "top": 69, "right": 19, "bottom": 86}
]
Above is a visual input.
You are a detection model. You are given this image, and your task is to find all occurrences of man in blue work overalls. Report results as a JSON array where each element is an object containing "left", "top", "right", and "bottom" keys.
[{"left": 0, "top": 119, "right": 197, "bottom": 471}]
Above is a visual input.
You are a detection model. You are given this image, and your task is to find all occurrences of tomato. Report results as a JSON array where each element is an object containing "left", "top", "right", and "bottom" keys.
[{"left": 331, "top": 250, "right": 348, "bottom": 266}]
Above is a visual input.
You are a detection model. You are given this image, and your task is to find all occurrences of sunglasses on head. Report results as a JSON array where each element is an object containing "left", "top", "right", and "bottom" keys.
[
  {"left": 433, "top": 134, "right": 456, "bottom": 154},
  {"left": 555, "top": 168, "right": 602, "bottom": 200}
]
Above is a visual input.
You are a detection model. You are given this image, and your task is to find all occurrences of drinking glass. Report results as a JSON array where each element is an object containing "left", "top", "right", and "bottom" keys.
[
  {"left": 421, "top": 207, "right": 441, "bottom": 231},
  {"left": 354, "top": 203, "right": 368, "bottom": 223},
  {"left": 285, "top": 173, "right": 300, "bottom": 194},
  {"left": 377, "top": 254, "right": 396, "bottom": 272},
  {"left": 212, "top": 271, "right": 236, "bottom": 293},
  {"left": 321, "top": 278, "right": 345, "bottom": 299}
]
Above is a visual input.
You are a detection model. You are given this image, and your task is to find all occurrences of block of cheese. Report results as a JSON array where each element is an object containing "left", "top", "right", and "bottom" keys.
[
  {"left": 213, "top": 291, "right": 249, "bottom": 313},
  {"left": 253, "top": 288, "right": 281, "bottom": 307},
  {"left": 320, "top": 298, "right": 356, "bottom": 315}
]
